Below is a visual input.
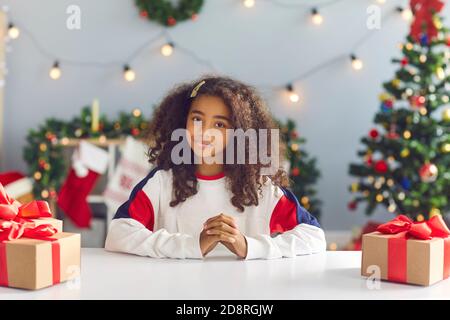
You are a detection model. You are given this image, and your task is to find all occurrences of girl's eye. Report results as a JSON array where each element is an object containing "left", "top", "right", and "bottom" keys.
[
  {"left": 215, "top": 122, "right": 226, "bottom": 128},
  {"left": 192, "top": 116, "right": 202, "bottom": 122}
]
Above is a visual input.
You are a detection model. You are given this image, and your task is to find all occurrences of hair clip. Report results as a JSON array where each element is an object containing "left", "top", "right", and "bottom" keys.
[{"left": 190, "top": 80, "right": 206, "bottom": 98}]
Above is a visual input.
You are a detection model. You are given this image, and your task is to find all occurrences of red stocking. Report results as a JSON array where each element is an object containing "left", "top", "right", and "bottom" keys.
[
  {"left": 57, "top": 141, "right": 109, "bottom": 228},
  {"left": 57, "top": 169, "right": 100, "bottom": 228}
]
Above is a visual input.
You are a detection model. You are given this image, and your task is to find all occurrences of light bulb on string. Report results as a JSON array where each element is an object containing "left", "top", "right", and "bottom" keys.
[
  {"left": 7, "top": 23, "right": 20, "bottom": 39},
  {"left": 350, "top": 54, "right": 363, "bottom": 70},
  {"left": 311, "top": 8, "right": 323, "bottom": 25},
  {"left": 376, "top": 0, "right": 386, "bottom": 4},
  {"left": 243, "top": 0, "right": 255, "bottom": 8},
  {"left": 286, "top": 84, "right": 299, "bottom": 103},
  {"left": 123, "top": 65, "right": 136, "bottom": 82},
  {"left": 49, "top": 61, "right": 61, "bottom": 80},
  {"left": 396, "top": 7, "right": 412, "bottom": 21},
  {"left": 161, "top": 42, "right": 174, "bottom": 57}
]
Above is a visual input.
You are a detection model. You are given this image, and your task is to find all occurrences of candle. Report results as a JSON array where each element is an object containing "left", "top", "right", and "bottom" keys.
[{"left": 91, "top": 99, "right": 99, "bottom": 132}]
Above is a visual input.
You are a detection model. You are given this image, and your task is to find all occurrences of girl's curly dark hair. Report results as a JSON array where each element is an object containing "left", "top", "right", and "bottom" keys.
[{"left": 146, "top": 75, "right": 289, "bottom": 212}]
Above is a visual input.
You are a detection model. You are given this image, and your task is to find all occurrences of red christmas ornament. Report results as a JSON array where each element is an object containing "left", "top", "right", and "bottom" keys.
[
  {"left": 447, "top": 36, "right": 450, "bottom": 46},
  {"left": 400, "top": 57, "right": 408, "bottom": 66},
  {"left": 45, "top": 132, "right": 56, "bottom": 142},
  {"left": 410, "top": 0, "right": 444, "bottom": 43},
  {"left": 410, "top": 95, "right": 426, "bottom": 108},
  {"left": 291, "top": 167, "right": 300, "bottom": 176},
  {"left": 366, "top": 155, "right": 373, "bottom": 166},
  {"left": 374, "top": 160, "right": 388, "bottom": 173},
  {"left": 419, "top": 163, "right": 438, "bottom": 182},
  {"left": 386, "top": 131, "right": 400, "bottom": 140},
  {"left": 191, "top": 13, "right": 198, "bottom": 21},
  {"left": 291, "top": 131, "right": 298, "bottom": 139},
  {"left": 369, "top": 129, "right": 379, "bottom": 139},
  {"left": 38, "top": 159, "right": 47, "bottom": 169},
  {"left": 131, "top": 128, "right": 140, "bottom": 136},
  {"left": 140, "top": 10, "right": 148, "bottom": 18},
  {"left": 384, "top": 99, "right": 394, "bottom": 108},
  {"left": 167, "top": 16, "right": 177, "bottom": 26},
  {"left": 348, "top": 201, "right": 357, "bottom": 211}
]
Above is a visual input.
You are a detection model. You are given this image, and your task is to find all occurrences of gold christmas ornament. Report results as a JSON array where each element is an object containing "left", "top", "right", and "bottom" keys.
[
  {"left": 376, "top": 194, "right": 384, "bottom": 202},
  {"left": 442, "top": 143, "right": 450, "bottom": 153},
  {"left": 400, "top": 148, "right": 410, "bottom": 158},
  {"left": 443, "top": 108, "right": 450, "bottom": 121},
  {"left": 419, "top": 107, "right": 427, "bottom": 115},
  {"left": 378, "top": 93, "right": 390, "bottom": 101},
  {"left": 391, "top": 78, "right": 401, "bottom": 87},
  {"left": 429, "top": 208, "right": 441, "bottom": 218},
  {"left": 39, "top": 143, "right": 47, "bottom": 152}
]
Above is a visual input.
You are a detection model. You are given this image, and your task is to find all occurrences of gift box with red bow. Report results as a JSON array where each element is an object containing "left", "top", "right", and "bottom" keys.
[
  {"left": 0, "top": 183, "right": 80, "bottom": 290},
  {"left": 361, "top": 215, "right": 450, "bottom": 286}
]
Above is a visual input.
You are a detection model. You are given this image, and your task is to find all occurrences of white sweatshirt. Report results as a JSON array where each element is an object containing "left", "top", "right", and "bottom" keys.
[{"left": 105, "top": 167, "right": 326, "bottom": 259}]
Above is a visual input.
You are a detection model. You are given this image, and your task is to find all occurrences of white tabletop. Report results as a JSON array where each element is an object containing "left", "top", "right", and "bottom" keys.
[{"left": 1, "top": 248, "right": 449, "bottom": 300}]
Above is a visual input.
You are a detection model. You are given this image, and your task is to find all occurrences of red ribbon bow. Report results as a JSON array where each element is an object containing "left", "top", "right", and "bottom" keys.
[
  {"left": 377, "top": 214, "right": 450, "bottom": 240},
  {"left": 409, "top": 0, "right": 445, "bottom": 43},
  {"left": 0, "top": 183, "right": 57, "bottom": 242}
]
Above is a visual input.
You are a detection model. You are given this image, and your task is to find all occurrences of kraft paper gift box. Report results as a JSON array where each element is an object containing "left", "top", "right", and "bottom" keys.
[
  {"left": 361, "top": 215, "right": 450, "bottom": 286},
  {"left": 0, "top": 232, "right": 81, "bottom": 290}
]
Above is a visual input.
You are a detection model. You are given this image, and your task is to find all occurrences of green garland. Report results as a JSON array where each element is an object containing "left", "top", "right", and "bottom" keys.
[
  {"left": 23, "top": 107, "right": 148, "bottom": 199},
  {"left": 135, "top": 0, "right": 204, "bottom": 27},
  {"left": 278, "top": 119, "right": 322, "bottom": 220}
]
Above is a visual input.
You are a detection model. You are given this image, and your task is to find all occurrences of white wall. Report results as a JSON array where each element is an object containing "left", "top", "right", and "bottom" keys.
[{"left": 1, "top": 0, "right": 448, "bottom": 230}]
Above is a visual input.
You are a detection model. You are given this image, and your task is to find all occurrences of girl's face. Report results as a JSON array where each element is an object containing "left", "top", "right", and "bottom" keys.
[{"left": 186, "top": 95, "right": 233, "bottom": 160}]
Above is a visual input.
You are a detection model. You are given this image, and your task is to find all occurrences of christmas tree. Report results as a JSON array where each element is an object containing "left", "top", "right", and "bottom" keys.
[
  {"left": 279, "top": 119, "right": 322, "bottom": 220},
  {"left": 349, "top": 0, "right": 449, "bottom": 221}
]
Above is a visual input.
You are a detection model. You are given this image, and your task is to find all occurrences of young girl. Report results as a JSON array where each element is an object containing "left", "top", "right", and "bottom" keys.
[{"left": 105, "top": 76, "right": 326, "bottom": 259}]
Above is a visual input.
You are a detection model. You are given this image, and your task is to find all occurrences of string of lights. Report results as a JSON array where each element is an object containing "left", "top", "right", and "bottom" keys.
[{"left": 2, "top": 0, "right": 412, "bottom": 104}]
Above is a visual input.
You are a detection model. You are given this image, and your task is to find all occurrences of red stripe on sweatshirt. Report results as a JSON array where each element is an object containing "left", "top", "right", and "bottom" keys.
[
  {"left": 269, "top": 195, "right": 298, "bottom": 234},
  {"left": 129, "top": 190, "right": 155, "bottom": 231}
]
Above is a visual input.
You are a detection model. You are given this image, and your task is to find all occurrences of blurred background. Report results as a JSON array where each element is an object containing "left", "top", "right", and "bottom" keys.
[{"left": 0, "top": 0, "right": 448, "bottom": 249}]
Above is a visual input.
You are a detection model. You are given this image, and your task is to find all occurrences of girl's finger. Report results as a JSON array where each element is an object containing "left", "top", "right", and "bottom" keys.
[
  {"left": 208, "top": 229, "right": 236, "bottom": 243},
  {"left": 204, "top": 221, "right": 238, "bottom": 234},
  {"left": 204, "top": 213, "right": 224, "bottom": 226},
  {"left": 205, "top": 213, "right": 237, "bottom": 229},
  {"left": 220, "top": 215, "right": 237, "bottom": 228}
]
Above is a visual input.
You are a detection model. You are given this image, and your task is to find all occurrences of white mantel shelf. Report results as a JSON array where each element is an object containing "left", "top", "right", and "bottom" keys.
[{"left": 1, "top": 249, "right": 449, "bottom": 300}]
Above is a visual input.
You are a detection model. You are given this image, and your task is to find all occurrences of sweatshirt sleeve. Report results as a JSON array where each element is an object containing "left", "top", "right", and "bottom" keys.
[
  {"left": 104, "top": 167, "right": 203, "bottom": 259},
  {"left": 244, "top": 187, "right": 326, "bottom": 260}
]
